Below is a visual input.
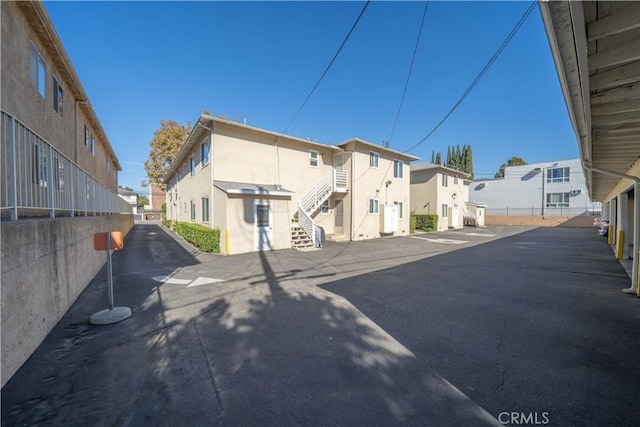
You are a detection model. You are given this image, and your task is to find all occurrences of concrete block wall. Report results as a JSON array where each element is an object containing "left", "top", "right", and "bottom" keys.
[{"left": 1, "top": 214, "right": 133, "bottom": 387}]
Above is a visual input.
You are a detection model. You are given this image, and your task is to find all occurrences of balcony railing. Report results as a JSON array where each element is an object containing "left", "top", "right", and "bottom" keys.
[{"left": 1, "top": 111, "right": 132, "bottom": 220}]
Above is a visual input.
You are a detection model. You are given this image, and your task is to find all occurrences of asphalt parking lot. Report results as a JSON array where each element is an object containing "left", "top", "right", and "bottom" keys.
[{"left": 2, "top": 224, "right": 639, "bottom": 426}]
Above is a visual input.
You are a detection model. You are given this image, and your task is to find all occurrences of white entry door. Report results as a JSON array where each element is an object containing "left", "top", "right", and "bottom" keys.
[
  {"left": 254, "top": 201, "right": 273, "bottom": 251},
  {"left": 451, "top": 205, "right": 459, "bottom": 229}
]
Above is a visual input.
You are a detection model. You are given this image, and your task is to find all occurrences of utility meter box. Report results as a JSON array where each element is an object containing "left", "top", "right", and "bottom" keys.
[{"left": 382, "top": 204, "right": 399, "bottom": 233}]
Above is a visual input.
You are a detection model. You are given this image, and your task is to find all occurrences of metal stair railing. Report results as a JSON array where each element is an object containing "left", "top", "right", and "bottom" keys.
[{"left": 297, "top": 169, "right": 347, "bottom": 245}]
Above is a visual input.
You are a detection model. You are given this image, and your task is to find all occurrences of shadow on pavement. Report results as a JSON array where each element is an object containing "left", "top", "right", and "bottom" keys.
[{"left": 2, "top": 226, "right": 639, "bottom": 426}]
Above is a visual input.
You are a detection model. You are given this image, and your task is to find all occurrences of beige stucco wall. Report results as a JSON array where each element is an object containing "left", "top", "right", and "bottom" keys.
[
  {"left": 170, "top": 135, "right": 214, "bottom": 226},
  {"left": 210, "top": 122, "right": 337, "bottom": 208},
  {"left": 224, "top": 195, "right": 293, "bottom": 255},
  {"left": 410, "top": 168, "right": 470, "bottom": 230},
  {"left": 1, "top": 214, "right": 134, "bottom": 387},
  {"left": 1, "top": 2, "right": 118, "bottom": 191},
  {"left": 342, "top": 141, "right": 411, "bottom": 240},
  {"left": 410, "top": 170, "right": 438, "bottom": 216}
]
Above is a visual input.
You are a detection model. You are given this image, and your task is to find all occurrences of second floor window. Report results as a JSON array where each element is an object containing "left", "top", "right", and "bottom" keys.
[
  {"left": 370, "top": 151, "right": 379, "bottom": 168},
  {"left": 84, "top": 125, "right": 89, "bottom": 146},
  {"left": 53, "top": 77, "right": 63, "bottom": 116},
  {"left": 309, "top": 150, "right": 319, "bottom": 167},
  {"left": 201, "top": 140, "right": 210, "bottom": 166},
  {"left": 190, "top": 156, "right": 196, "bottom": 176},
  {"left": 442, "top": 173, "right": 448, "bottom": 187},
  {"left": 30, "top": 43, "right": 46, "bottom": 98},
  {"left": 394, "top": 159, "right": 403, "bottom": 178},
  {"left": 547, "top": 167, "right": 570, "bottom": 183},
  {"left": 91, "top": 135, "right": 95, "bottom": 155}
]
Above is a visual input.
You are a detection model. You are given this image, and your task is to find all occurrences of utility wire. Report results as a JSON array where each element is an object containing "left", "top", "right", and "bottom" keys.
[
  {"left": 388, "top": 0, "right": 430, "bottom": 146},
  {"left": 281, "top": 1, "right": 371, "bottom": 136},
  {"left": 404, "top": 0, "right": 537, "bottom": 154}
]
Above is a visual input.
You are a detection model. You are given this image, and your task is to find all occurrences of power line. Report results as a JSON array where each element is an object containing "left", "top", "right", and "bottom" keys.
[
  {"left": 403, "top": 0, "right": 537, "bottom": 154},
  {"left": 281, "top": 1, "right": 371, "bottom": 136},
  {"left": 388, "top": 1, "right": 430, "bottom": 146}
]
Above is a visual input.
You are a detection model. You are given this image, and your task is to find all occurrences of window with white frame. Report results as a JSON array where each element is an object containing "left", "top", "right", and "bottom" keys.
[
  {"left": 442, "top": 203, "right": 448, "bottom": 218},
  {"left": 393, "top": 159, "right": 404, "bottom": 178},
  {"left": 454, "top": 176, "right": 458, "bottom": 185},
  {"left": 84, "top": 125, "right": 89, "bottom": 147},
  {"left": 393, "top": 201, "right": 404, "bottom": 219},
  {"left": 321, "top": 199, "right": 330, "bottom": 214},
  {"left": 91, "top": 135, "right": 95, "bottom": 155},
  {"left": 201, "top": 139, "right": 210, "bottom": 166},
  {"left": 442, "top": 173, "right": 448, "bottom": 187},
  {"left": 190, "top": 156, "right": 196, "bottom": 176},
  {"left": 201, "top": 197, "right": 210, "bottom": 222},
  {"left": 546, "top": 192, "right": 569, "bottom": 207},
  {"left": 370, "top": 151, "right": 379, "bottom": 168},
  {"left": 190, "top": 200, "right": 196, "bottom": 220},
  {"left": 53, "top": 76, "right": 63, "bottom": 116},
  {"left": 309, "top": 150, "right": 319, "bottom": 167},
  {"left": 547, "top": 167, "right": 570, "bottom": 183},
  {"left": 30, "top": 43, "right": 46, "bottom": 98},
  {"left": 368, "top": 198, "right": 379, "bottom": 214}
]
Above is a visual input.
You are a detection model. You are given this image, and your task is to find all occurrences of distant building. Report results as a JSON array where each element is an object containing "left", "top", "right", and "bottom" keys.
[
  {"left": 410, "top": 163, "right": 471, "bottom": 231},
  {"left": 469, "top": 158, "right": 601, "bottom": 216}
]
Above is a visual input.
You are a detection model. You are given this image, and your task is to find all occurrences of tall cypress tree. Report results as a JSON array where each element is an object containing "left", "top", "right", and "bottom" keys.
[
  {"left": 431, "top": 150, "right": 435, "bottom": 164},
  {"left": 435, "top": 152, "right": 442, "bottom": 165}
]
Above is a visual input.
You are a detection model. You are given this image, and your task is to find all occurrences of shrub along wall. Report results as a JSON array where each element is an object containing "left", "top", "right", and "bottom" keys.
[
  {"left": 175, "top": 222, "right": 220, "bottom": 253},
  {"left": 411, "top": 214, "right": 438, "bottom": 232}
]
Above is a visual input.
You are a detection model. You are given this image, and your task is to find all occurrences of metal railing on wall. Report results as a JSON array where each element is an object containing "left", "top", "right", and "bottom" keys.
[
  {"left": 1, "top": 111, "right": 132, "bottom": 220},
  {"left": 485, "top": 207, "right": 602, "bottom": 216}
]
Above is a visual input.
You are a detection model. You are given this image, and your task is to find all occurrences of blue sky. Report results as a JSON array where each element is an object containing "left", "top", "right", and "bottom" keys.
[{"left": 43, "top": 1, "right": 577, "bottom": 191}]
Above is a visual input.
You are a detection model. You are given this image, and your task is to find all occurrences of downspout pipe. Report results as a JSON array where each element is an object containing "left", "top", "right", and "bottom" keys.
[{"left": 583, "top": 163, "right": 640, "bottom": 295}]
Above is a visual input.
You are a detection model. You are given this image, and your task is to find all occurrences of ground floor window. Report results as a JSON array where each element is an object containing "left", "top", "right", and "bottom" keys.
[
  {"left": 546, "top": 192, "right": 569, "bottom": 207},
  {"left": 369, "top": 198, "right": 379, "bottom": 214},
  {"left": 442, "top": 203, "right": 448, "bottom": 218},
  {"left": 321, "top": 199, "right": 330, "bottom": 214},
  {"left": 190, "top": 200, "right": 196, "bottom": 221},
  {"left": 201, "top": 197, "right": 209, "bottom": 222}
]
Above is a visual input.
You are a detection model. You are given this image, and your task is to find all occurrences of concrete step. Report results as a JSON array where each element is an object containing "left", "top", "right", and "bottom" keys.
[{"left": 325, "top": 233, "right": 348, "bottom": 242}]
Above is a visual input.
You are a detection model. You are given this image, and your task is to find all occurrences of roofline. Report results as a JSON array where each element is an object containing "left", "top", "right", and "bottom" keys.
[
  {"left": 410, "top": 162, "right": 470, "bottom": 178},
  {"left": 17, "top": 1, "right": 121, "bottom": 171},
  {"left": 164, "top": 114, "right": 342, "bottom": 183},
  {"left": 337, "top": 138, "right": 421, "bottom": 161}
]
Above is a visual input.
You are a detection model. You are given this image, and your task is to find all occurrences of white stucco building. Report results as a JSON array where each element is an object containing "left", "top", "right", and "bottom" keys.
[{"left": 470, "top": 158, "right": 601, "bottom": 216}]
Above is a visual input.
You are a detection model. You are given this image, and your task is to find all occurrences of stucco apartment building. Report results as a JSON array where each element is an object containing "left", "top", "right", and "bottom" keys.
[
  {"left": 469, "top": 158, "right": 601, "bottom": 217},
  {"left": 410, "top": 163, "right": 472, "bottom": 231},
  {"left": 164, "top": 114, "right": 418, "bottom": 255},
  {"left": 1, "top": 1, "right": 132, "bottom": 387}
]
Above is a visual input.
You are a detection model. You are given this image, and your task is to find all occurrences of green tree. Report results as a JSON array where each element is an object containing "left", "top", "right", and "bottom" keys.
[
  {"left": 435, "top": 152, "right": 442, "bottom": 165},
  {"left": 143, "top": 119, "right": 191, "bottom": 188},
  {"left": 431, "top": 150, "right": 435, "bottom": 163},
  {"left": 495, "top": 156, "right": 527, "bottom": 178},
  {"left": 137, "top": 195, "right": 149, "bottom": 208}
]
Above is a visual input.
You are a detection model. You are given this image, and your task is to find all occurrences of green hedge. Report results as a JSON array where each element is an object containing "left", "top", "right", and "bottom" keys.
[
  {"left": 162, "top": 219, "right": 173, "bottom": 229},
  {"left": 175, "top": 222, "right": 220, "bottom": 253},
  {"left": 411, "top": 214, "right": 438, "bottom": 232}
]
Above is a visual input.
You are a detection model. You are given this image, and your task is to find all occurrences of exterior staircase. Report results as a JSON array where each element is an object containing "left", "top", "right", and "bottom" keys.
[{"left": 292, "top": 169, "right": 348, "bottom": 249}]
